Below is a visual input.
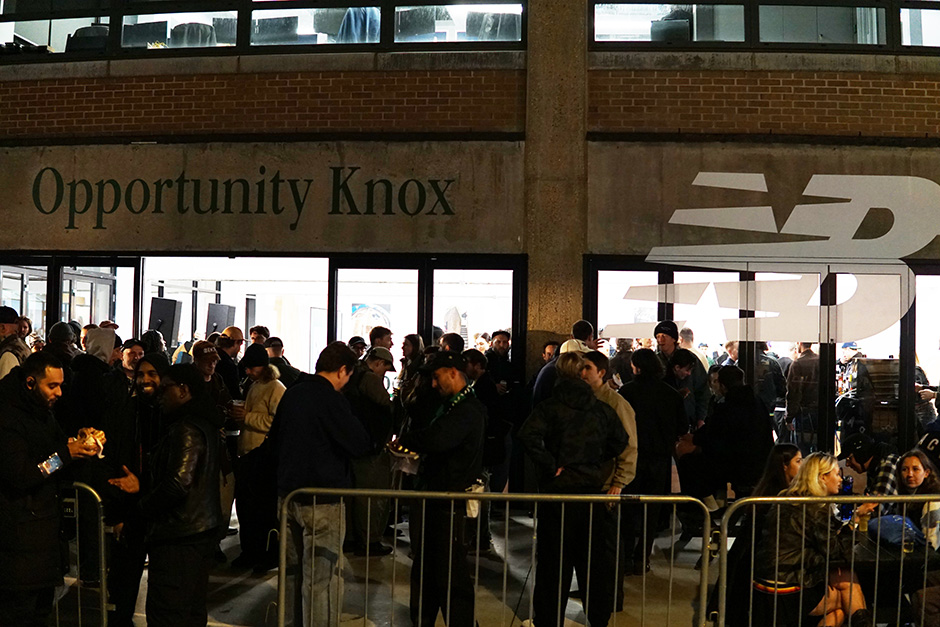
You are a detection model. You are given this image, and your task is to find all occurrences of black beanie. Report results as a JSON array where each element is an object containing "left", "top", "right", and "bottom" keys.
[
  {"left": 653, "top": 320, "right": 679, "bottom": 341},
  {"left": 241, "top": 343, "right": 270, "bottom": 369},
  {"left": 138, "top": 352, "right": 171, "bottom": 376}
]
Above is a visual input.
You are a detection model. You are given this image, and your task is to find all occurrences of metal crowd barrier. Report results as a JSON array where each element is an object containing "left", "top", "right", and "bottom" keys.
[
  {"left": 277, "top": 488, "right": 713, "bottom": 627},
  {"left": 56, "top": 482, "right": 110, "bottom": 627},
  {"left": 716, "top": 494, "right": 940, "bottom": 627}
]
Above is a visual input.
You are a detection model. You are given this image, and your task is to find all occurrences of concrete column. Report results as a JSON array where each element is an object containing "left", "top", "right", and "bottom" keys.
[{"left": 524, "top": 0, "right": 588, "bottom": 373}]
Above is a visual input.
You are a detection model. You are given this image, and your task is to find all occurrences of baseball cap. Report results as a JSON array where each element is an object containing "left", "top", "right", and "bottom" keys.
[
  {"left": 366, "top": 346, "right": 397, "bottom": 371},
  {"left": 348, "top": 336, "right": 367, "bottom": 348},
  {"left": 838, "top": 432, "right": 874, "bottom": 461},
  {"left": 421, "top": 350, "right": 466, "bottom": 373},
  {"left": 0, "top": 306, "right": 18, "bottom": 324},
  {"left": 192, "top": 340, "right": 220, "bottom": 361},
  {"left": 122, "top": 338, "right": 145, "bottom": 351},
  {"left": 264, "top": 336, "right": 284, "bottom": 349},
  {"left": 559, "top": 339, "right": 591, "bottom": 354},
  {"left": 841, "top": 342, "right": 859, "bottom": 350}
]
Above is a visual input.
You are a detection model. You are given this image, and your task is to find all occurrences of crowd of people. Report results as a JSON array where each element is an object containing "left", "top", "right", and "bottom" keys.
[{"left": 4, "top": 299, "right": 940, "bottom": 627}]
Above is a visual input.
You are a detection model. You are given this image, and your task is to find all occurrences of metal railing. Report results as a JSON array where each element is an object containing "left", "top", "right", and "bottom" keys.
[
  {"left": 277, "top": 488, "right": 713, "bottom": 627},
  {"left": 56, "top": 482, "right": 110, "bottom": 627},
  {"left": 716, "top": 493, "right": 940, "bottom": 627}
]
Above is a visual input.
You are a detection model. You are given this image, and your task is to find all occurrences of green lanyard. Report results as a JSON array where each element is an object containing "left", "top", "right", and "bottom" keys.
[{"left": 430, "top": 385, "right": 476, "bottom": 426}]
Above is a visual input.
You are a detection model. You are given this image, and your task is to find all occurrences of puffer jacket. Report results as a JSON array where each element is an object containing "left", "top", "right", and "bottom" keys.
[
  {"left": 140, "top": 393, "right": 221, "bottom": 543},
  {"left": 518, "top": 377, "right": 628, "bottom": 493},
  {"left": 754, "top": 502, "right": 857, "bottom": 588},
  {"left": 0, "top": 367, "right": 72, "bottom": 591}
]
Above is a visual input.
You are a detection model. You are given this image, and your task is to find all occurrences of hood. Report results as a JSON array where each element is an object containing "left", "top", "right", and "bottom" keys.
[
  {"left": 0, "top": 366, "right": 46, "bottom": 415},
  {"left": 84, "top": 327, "right": 116, "bottom": 364},
  {"left": 551, "top": 377, "right": 596, "bottom": 409}
]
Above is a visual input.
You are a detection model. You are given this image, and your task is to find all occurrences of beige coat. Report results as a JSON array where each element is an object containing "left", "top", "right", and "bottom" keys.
[
  {"left": 595, "top": 384, "right": 639, "bottom": 489},
  {"left": 238, "top": 369, "right": 286, "bottom": 456}
]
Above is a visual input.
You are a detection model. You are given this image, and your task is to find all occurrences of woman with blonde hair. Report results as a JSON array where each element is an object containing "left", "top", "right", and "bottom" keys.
[{"left": 754, "top": 452, "right": 876, "bottom": 626}]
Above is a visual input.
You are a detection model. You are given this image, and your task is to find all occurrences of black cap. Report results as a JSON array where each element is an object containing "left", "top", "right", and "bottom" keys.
[
  {"left": 241, "top": 343, "right": 270, "bottom": 369},
  {"left": 348, "top": 336, "right": 367, "bottom": 348},
  {"left": 122, "top": 338, "right": 145, "bottom": 351},
  {"left": 420, "top": 350, "right": 466, "bottom": 373},
  {"left": 138, "top": 352, "right": 171, "bottom": 376},
  {"left": 653, "top": 320, "right": 679, "bottom": 341},
  {"left": 0, "top": 306, "right": 18, "bottom": 324},
  {"left": 838, "top": 432, "right": 874, "bottom": 461}
]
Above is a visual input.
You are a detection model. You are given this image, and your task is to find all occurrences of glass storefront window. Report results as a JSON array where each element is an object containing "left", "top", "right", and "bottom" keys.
[
  {"left": 432, "top": 269, "right": 513, "bottom": 353},
  {"left": 3, "top": 16, "right": 109, "bottom": 53},
  {"left": 121, "top": 12, "right": 237, "bottom": 48},
  {"left": 2, "top": 273, "right": 23, "bottom": 314},
  {"left": 594, "top": 3, "right": 745, "bottom": 42},
  {"left": 94, "top": 282, "right": 111, "bottom": 323},
  {"left": 673, "top": 271, "right": 739, "bottom": 361},
  {"left": 901, "top": 8, "right": 940, "bottom": 47},
  {"left": 73, "top": 280, "right": 92, "bottom": 326},
  {"left": 596, "top": 270, "right": 660, "bottom": 346},
  {"left": 834, "top": 273, "right": 901, "bottom": 447},
  {"left": 251, "top": 7, "right": 381, "bottom": 45},
  {"left": 759, "top": 5, "right": 886, "bottom": 44},
  {"left": 394, "top": 4, "right": 523, "bottom": 43},
  {"left": 336, "top": 268, "right": 418, "bottom": 379},
  {"left": 26, "top": 276, "right": 47, "bottom": 340}
]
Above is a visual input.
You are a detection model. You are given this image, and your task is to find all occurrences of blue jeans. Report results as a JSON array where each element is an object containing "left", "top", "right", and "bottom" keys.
[{"left": 281, "top": 499, "right": 345, "bottom": 627}]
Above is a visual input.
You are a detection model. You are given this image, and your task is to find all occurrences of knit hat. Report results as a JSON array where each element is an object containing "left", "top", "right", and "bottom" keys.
[
  {"left": 653, "top": 320, "right": 679, "bottom": 341},
  {"left": 48, "top": 321, "right": 76, "bottom": 344},
  {"left": 241, "top": 343, "right": 269, "bottom": 369},
  {"left": 138, "top": 352, "right": 171, "bottom": 376}
]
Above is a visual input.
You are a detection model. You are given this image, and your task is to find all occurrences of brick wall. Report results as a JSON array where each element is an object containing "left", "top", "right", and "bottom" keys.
[
  {"left": 590, "top": 70, "right": 940, "bottom": 137},
  {"left": 0, "top": 69, "right": 525, "bottom": 139}
]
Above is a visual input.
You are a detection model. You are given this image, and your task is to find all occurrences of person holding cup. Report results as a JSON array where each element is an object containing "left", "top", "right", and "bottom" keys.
[{"left": 754, "top": 452, "right": 877, "bottom": 627}]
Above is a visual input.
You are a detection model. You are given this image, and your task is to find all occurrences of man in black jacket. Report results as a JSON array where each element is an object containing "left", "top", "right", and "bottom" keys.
[
  {"left": 398, "top": 351, "right": 486, "bottom": 627},
  {"left": 215, "top": 326, "right": 245, "bottom": 401},
  {"left": 139, "top": 364, "right": 221, "bottom": 627},
  {"left": 273, "top": 342, "right": 372, "bottom": 627},
  {"left": 104, "top": 352, "right": 170, "bottom": 627},
  {"left": 519, "top": 351, "right": 628, "bottom": 627},
  {"left": 0, "top": 352, "right": 100, "bottom": 627}
]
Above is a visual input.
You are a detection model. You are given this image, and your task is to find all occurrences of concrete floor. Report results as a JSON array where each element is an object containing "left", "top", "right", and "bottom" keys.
[{"left": 55, "top": 505, "right": 712, "bottom": 627}]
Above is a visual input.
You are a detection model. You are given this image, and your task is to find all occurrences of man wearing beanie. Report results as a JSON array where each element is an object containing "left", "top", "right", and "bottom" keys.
[
  {"left": 105, "top": 352, "right": 170, "bottom": 627},
  {"left": 655, "top": 320, "right": 710, "bottom": 431},
  {"left": 231, "top": 343, "right": 286, "bottom": 571},
  {"left": 0, "top": 306, "right": 31, "bottom": 380}
]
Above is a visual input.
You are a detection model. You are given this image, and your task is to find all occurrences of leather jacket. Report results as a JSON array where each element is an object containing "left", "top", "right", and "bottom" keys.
[
  {"left": 140, "top": 394, "right": 221, "bottom": 543},
  {"left": 754, "top": 502, "right": 857, "bottom": 588}
]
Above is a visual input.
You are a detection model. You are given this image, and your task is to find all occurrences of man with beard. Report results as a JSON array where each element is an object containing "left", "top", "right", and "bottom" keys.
[
  {"left": 105, "top": 353, "right": 170, "bottom": 627},
  {"left": 0, "top": 352, "right": 101, "bottom": 626},
  {"left": 138, "top": 364, "right": 221, "bottom": 627}
]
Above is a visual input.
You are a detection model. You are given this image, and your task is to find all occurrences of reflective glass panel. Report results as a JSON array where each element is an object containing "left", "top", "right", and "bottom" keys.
[
  {"left": 121, "top": 12, "right": 237, "bottom": 48},
  {"left": 395, "top": 4, "right": 522, "bottom": 42},
  {"left": 26, "top": 275, "right": 47, "bottom": 341},
  {"left": 1, "top": 273, "right": 23, "bottom": 314},
  {"left": 432, "top": 269, "right": 513, "bottom": 353},
  {"left": 594, "top": 3, "right": 745, "bottom": 42},
  {"left": 596, "top": 270, "right": 660, "bottom": 346},
  {"left": 834, "top": 273, "right": 901, "bottom": 445},
  {"left": 759, "top": 5, "right": 886, "bottom": 44},
  {"left": 3, "top": 16, "right": 109, "bottom": 53},
  {"left": 251, "top": 7, "right": 380, "bottom": 45},
  {"left": 901, "top": 8, "right": 940, "bottom": 47}
]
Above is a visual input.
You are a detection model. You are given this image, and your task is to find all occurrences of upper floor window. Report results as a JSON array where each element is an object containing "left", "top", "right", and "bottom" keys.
[
  {"left": 592, "top": 1, "right": 936, "bottom": 52},
  {"left": 0, "top": 0, "right": 525, "bottom": 59}
]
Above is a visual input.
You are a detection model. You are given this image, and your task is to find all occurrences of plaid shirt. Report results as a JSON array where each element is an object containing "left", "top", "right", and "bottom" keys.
[{"left": 868, "top": 451, "right": 900, "bottom": 496}]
